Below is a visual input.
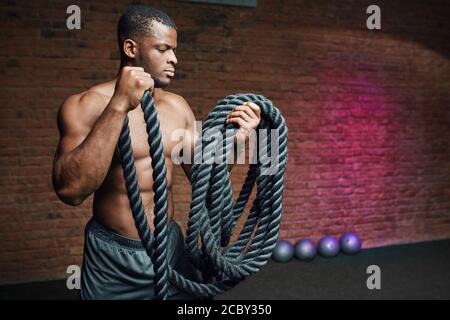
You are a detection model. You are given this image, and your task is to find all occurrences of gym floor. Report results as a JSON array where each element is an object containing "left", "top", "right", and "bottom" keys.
[{"left": 1, "top": 239, "right": 449, "bottom": 300}]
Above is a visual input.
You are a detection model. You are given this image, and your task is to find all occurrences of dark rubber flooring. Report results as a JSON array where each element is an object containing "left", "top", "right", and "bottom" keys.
[{"left": 1, "top": 239, "right": 449, "bottom": 300}]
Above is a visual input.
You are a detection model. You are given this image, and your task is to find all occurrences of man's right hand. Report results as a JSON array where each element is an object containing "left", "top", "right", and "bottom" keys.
[{"left": 112, "top": 66, "right": 154, "bottom": 112}]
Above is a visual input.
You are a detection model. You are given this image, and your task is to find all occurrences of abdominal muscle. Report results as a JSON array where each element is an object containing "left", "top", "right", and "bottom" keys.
[{"left": 92, "top": 155, "right": 175, "bottom": 240}]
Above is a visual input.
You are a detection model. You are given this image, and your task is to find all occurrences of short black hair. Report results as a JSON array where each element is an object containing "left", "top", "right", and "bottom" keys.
[{"left": 117, "top": 5, "right": 177, "bottom": 60}]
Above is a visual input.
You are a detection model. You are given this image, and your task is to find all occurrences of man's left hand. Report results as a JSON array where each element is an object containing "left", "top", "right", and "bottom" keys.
[{"left": 225, "top": 102, "right": 261, "bottom": 139}]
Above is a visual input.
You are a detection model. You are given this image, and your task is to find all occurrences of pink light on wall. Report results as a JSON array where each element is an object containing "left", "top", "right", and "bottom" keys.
[{"left": 281, "top": 34, "right": 450, "bottom": 247}]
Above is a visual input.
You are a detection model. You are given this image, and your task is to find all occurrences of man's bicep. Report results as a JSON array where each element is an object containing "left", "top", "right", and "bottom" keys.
[
  {"left": 180, "top": 99, "right": 199, "bottom": 181},
  {"left": 185, "top": 108, "right": 199, "bottom": 152}
]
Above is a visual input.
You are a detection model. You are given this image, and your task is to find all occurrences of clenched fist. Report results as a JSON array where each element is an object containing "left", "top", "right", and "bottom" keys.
[{"left": 113, "top": 66, "right": 154, "bottom": 112}]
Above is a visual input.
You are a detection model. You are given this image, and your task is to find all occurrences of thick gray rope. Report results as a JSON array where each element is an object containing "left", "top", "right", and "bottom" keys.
[{"left": 118, "top": 92, "right": 288, "bottom": 299}]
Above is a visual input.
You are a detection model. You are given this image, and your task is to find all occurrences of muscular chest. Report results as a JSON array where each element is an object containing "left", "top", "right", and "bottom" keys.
[{"left": 114, "top": 104, "right": 185, "bottom": 162}]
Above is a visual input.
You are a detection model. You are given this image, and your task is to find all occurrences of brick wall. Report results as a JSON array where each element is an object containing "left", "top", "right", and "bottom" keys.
[{"left": 0, "top": 0, "right": 449, "bottom": 284}]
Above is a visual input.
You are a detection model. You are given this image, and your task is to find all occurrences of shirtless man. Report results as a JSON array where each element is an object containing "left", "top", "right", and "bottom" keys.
[{"left": 52, "top": 5, "right": 261, "bottom": 300}]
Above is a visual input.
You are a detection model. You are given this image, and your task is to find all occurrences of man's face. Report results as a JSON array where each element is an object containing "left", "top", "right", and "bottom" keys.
[{"left": 136, "top": 21, "right": 178, "bottom": 88}]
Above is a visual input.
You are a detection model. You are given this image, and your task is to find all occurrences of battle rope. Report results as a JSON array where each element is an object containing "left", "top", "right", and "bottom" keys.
[{"left": 118, "top": 92, "right": 288, "bottom": 299}]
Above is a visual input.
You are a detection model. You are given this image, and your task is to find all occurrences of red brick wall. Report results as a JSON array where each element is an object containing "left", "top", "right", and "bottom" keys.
[{"left": 0, "top": 0, "right": 449, "bottom": 284}]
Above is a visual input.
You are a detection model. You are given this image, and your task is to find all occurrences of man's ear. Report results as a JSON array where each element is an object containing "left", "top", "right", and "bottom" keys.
[{"left": 123, "top": 39, "right": 138, "bottom": 59}]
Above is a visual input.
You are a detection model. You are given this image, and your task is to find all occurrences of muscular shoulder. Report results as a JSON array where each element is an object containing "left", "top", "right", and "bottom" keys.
[
  {"left": 161, "top": 91, "right": 190, "bottom": 112},
  {"left": 159, "top": 90, "right": 195, "bottom": 127},
  {"left": 57, "top": 90, "right": 109, "bottom": 136}
]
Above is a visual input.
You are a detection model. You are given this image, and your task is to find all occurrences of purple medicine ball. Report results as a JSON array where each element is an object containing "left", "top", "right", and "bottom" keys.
[
  {"left": 272, "top": 240, "right": 294, "bottom": 263},
  {"left": 294, "top": 239, "right": 317, "bottom": 261},
  {"left": 340, "top": 232, "right": 362, "bottom": 255},
  {"left": 318, "top": 236, "right": 340, "bottom": 258}
]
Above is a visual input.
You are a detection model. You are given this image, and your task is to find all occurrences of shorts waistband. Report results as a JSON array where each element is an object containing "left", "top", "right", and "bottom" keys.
[{"left": 85, "top": 217, "right": 179, "bottom": 251}]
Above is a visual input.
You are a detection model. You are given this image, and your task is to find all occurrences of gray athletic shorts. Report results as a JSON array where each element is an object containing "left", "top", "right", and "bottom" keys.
[{"left": 80, "top": 217, "right": 199, "bottom": 300}]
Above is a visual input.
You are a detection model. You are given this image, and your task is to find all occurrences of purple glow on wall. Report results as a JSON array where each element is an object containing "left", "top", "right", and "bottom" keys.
[{"left": 281, "top": 41, "right": 450, "bottom": 248}]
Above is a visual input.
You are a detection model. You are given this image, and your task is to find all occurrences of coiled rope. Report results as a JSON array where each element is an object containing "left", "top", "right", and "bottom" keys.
[{"left": 118, "top": 92, "right": 288, "bottom": 299}]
